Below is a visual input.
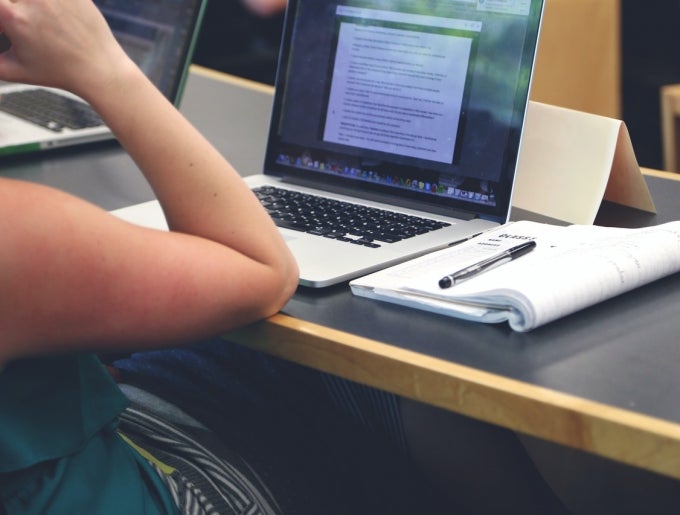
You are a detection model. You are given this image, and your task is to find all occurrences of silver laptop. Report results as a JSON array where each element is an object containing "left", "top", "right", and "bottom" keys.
[
  {"left": 243, "top": 0, "right": 544, "bottom": 287},
  {"left": 0, "top": 0, "right": 207, "bottom": 157}
]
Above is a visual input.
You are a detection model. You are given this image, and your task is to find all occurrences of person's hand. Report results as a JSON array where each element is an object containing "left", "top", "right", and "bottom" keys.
[
  {"left": 0, "top": 0, "right": 131, "bottom": 99},
  {"left": 241, "top": 0, "right": 286, "bottom": 17}
]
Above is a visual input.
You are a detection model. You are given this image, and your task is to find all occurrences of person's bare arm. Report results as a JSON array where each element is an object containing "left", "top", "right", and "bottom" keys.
[{"left": 0, "top": 0, "right": 298, "bottom": 363}]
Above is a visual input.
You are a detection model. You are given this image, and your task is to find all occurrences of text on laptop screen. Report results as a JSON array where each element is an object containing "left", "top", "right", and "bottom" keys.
[
  {"left": 94, "top": 0, "right": 203, "bottom": 101},
  {"left": 264, "top": 0, "right": 543, "bottom": 222}
]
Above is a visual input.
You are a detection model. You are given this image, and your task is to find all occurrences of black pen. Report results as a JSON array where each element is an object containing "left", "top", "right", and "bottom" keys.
[{"left": 438, "top": 240, "right": 536, "bottom": 289}]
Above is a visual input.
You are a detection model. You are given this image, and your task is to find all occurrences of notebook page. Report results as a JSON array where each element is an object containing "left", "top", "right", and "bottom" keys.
[{"left": 399, "top": 221, "right": 680, "bottom": 330}]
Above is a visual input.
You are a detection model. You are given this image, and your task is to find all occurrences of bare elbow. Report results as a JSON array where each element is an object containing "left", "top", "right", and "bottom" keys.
[
  {"left": 249, "top": 257, "right": 299, "bottom": 321},
  {"left": 268, "top": 258, "right": 299, "bottom": 315}
]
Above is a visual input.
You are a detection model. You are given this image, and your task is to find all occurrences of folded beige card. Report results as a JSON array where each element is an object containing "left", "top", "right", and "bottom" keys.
[{"left": 513, "top": 101, "right": 655, "bottom": 224}]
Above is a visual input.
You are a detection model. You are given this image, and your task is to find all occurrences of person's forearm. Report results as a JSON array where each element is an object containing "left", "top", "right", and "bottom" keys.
[
  {"left": 82, "top": 62, "right": 292, "bottom": 273},
  {"left": 0, "top": 0, "right": 298, "bottom": 363}
]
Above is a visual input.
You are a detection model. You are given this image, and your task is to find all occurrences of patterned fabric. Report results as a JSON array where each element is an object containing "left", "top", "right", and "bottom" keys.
[
  {"left": 114, "top": 336, "right": 409, "bottom": 453},
  {"left": 113, "top": 338, "right": 438, "bottom": 515},
  {"left": 118, "top": 403, "right": 280, "bottom": 515}
]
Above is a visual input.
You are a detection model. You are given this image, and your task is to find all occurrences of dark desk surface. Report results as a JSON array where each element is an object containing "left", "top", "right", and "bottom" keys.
[
  {"left": 283, "top": 171, "right": 680, "bottom": 429},
  {"left": 5, "top": 66, "right": 680, "bottom": 479}
]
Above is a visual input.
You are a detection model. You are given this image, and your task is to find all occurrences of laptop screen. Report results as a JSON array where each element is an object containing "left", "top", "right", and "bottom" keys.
[
  {"left": 264, "top": 0, "right": 544, "bottom": 222},
  {"left": 94, "top": 0, "right": 206, "bottom": 103}
]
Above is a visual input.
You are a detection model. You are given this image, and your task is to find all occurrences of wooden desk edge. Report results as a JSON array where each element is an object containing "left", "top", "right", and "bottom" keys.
[
  {"left": 227, "top": 313, "right": 680, "bottom": 480},
  {"left": 642, "top": 167, "right": 680, "bottom": 181},
  {"left": 190, "top": 65, "right": 275, "bottom": 95},
  {"left": 188, "top": 67, "right": 680, "bottom": 180},
  {"left": 198, "top": 70, "right": 680, "bottom": 476}
]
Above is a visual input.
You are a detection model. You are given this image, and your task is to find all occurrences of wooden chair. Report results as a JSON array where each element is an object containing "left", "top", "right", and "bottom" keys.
[
  {"left": 661, "top": 84, "right": 680, "bottom": 172},
  {"left": 530, "top": 0, "right": 621, "bottom": 119}
]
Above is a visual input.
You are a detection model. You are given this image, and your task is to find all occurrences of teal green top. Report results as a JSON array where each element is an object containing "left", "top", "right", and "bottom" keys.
[{"left": 0, "top": 354, "right": 179, "bottom": 515}]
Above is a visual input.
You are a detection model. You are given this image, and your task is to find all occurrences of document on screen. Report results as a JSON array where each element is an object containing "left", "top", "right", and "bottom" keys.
[{"left": 322, "top": 11, "right": 479, "bottom": 164}]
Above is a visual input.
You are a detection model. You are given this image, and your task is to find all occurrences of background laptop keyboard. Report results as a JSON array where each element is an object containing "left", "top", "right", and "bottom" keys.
[
  {"left": 253, "top": 185, "right": 450, "bottom": 248},
  {"left": 0, "top": 89, "right": 103, "bottom": 132}
]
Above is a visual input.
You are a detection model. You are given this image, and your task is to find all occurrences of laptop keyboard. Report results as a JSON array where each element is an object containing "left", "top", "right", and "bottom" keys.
[
  {"left": 0, "top": 89, "right": 103, "bottom": 132},
  {"left": 253, "top": 186, "right": 451, "bottom": 248}
]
